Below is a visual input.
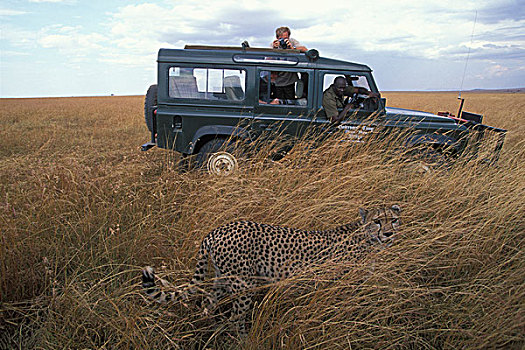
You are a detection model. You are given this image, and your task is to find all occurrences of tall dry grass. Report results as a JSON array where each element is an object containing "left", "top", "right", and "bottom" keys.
[{"left": 1, "top": 93, "right": 524, "bottom": 349}]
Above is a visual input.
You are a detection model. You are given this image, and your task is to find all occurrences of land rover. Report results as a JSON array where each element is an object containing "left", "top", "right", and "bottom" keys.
[{"left": 141, "top": 45, "right": 506, "bottom": 175}]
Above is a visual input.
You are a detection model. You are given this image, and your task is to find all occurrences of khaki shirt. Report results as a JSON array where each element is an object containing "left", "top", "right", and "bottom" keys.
[
  {"left": 274, "top": 71, "right": 298, "bottom": 87},
  {"left": 322, "top": 85, "right": 359, "bottom": 120}
]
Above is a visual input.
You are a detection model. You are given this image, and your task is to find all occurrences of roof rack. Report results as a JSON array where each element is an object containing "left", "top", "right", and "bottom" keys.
[{"left": 184, "top": 45, "right": 301, "bottom": 53}]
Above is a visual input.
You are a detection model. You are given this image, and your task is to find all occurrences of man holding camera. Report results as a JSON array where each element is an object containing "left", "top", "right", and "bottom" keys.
[
  {"left": 268, "top": 27, "right": 307, "bottom": 100},
  {"left": 271, "top": 26, "right": 307, "bottom": 52}
]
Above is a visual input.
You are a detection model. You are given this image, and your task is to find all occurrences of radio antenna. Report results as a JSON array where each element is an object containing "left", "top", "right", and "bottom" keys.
[{"left": 459, "top": 11, "right": 478, "bottom": 99}]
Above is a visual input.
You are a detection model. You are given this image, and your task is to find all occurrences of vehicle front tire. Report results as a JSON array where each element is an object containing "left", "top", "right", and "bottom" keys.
[{"left": 408, "top": 147, "right": 452, "bottom": 173}]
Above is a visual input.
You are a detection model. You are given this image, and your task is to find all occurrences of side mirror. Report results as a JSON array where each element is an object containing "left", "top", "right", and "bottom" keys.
[{"left": 380, "top": 97, "right": 387, "bottom": 112}]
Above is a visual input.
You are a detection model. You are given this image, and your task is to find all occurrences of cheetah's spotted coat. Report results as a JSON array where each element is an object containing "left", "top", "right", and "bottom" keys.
[{"left": 142, "top": 205, "right": 401, "bottom": 333}]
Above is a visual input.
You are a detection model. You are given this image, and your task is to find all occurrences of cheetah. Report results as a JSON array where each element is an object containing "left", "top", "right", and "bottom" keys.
[{"left": 142, "top": 205, "right": 401, "bottom": 333}]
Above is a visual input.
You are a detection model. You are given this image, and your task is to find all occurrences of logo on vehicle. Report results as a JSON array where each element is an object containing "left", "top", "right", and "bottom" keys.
[{"left": 337, "top": 125, "right": 375, "bottom": 143}]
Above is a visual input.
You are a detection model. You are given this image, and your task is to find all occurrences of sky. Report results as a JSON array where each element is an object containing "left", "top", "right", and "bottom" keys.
[{"left": 1, "top": 0, "right": 524, "bottom": 97}]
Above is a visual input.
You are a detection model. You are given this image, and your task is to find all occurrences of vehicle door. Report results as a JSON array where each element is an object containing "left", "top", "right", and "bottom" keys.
[{"left": 251, "top": 67, "right": 315, "bottom": 148}]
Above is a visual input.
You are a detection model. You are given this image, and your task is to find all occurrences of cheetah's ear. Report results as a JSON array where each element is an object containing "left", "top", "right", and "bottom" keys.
[
  {"left": 359, "top": 208, "right": 368, "bottom": 223},
  {"left": 391, "top": 205, "right": 401, "bottom": 213}
]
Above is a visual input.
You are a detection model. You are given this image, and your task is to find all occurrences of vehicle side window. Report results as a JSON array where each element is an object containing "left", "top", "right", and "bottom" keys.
[
  {"left": 322, "top": 73, "right": 370, "bottom": 92},
  {"left": 258, "top": 70, "right": 309, "bottom": 106},
  {"left": 169, "top": 67, "right": 246, "bottom": 101}
]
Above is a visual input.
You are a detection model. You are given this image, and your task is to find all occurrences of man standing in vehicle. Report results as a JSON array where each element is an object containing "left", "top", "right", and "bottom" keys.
[
  {"left": 271, "top": 26, "right": 307, "bottom": 52},
  {"left": 323, "top": 76, "right": 379, "bottom": 124},
  {"left": 270, "top": 26, "right": 307, "bottom": 100}
]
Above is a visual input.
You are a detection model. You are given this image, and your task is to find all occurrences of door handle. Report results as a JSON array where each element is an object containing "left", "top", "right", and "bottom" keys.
[{"left": 258, "top": 123, "right": 273, "bottom": 130}]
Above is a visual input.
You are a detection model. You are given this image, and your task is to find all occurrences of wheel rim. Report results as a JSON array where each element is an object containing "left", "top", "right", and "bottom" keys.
[{"left": 206, "top": 151, "right": 238, "bottom": 176}]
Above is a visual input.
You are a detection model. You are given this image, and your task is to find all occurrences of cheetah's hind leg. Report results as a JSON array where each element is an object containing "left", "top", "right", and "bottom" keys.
[{"left": 227, "top": 276, "right": 257, "bottom": 336}]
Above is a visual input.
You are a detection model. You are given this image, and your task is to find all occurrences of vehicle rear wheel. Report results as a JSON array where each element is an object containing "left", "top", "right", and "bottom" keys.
[
  {"left": 207, "top": 151, "right": 238, "bottom": 176},
  {"left": 195, "top": 139, "right": 239, "bottom": 176},
  {"left": 144, "top": 84, "right": 157, "bottom": 132}
]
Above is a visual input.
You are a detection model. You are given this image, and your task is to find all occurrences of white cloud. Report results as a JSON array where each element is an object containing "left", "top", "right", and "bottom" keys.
[
  {"left": 1, "top": 24, "right": 39, "bottom": 49},
  {"left": 486, "top": 64, "right": 509, "bottom": 77},
  {"left": 475, "top": 64, "right": 510, "bottom": 80},
  {"left": 0, "top": 8, "right": 27, "bottom": 16},
  {"left": 1, "top": 50, "right": 31, "bottom": 57},
  {"left": 29, "top": 0, "right": 70, "bottom": 3},
  {"left": 38, "top": 25, "right": 108, "bottom": 54}
]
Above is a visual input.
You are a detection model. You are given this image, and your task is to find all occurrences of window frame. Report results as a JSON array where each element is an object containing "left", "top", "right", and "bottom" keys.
[
  {"left": 317, "top": 70, "right": 380, "bottom": 119},
  {"left": 256, "top": 68, "right": 310, "bottom": 108},
  {"left": 166, "top": 65, "right": 248, "bottom": 104}
]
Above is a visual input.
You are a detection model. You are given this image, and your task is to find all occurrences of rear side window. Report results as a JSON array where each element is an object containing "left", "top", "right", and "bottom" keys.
[{"left": 169, "top": 67, "right": 246, "bottom": 101}]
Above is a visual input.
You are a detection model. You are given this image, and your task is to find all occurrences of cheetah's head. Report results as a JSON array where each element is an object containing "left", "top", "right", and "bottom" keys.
[{"left": 359, "top": 205, "right": 401, "bottom": 246}]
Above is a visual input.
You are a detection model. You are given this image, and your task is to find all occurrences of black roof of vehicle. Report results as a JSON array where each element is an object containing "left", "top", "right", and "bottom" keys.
[{"left": 157, "top": 46, "right": 371, "bottom": 72}]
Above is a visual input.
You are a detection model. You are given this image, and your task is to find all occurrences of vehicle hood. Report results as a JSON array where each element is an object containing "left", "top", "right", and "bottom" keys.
[{"left": 385, "top": 107, "right": 454, "bottom": 123}]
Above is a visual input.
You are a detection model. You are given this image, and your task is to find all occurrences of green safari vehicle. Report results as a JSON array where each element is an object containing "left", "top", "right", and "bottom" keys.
[{"left": 141, "top": 44, "right": 506, "bottom": 175}]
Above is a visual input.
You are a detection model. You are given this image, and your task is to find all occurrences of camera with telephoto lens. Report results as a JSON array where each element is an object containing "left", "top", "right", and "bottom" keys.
[{"left": 278, "top": 38, "right": 289, "bottom": 49}]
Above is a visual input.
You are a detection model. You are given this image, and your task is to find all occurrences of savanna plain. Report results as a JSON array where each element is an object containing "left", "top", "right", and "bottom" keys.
[{"left": 1, "top": 92, "right": 524, "bottom": 349}]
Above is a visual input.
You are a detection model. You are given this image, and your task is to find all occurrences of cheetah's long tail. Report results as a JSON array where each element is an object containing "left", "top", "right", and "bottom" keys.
[
  {"left": 141, "top": 266, "right": 183, "bottom": 303},
  {"left": 141, "top": 237, "right": 212, "bottom": 303}
]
